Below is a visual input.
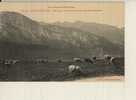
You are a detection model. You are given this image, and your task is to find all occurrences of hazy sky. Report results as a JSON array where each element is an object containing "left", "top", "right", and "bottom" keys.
[{"left": 0, "top": 2, "right": 124, "bottom": 27}]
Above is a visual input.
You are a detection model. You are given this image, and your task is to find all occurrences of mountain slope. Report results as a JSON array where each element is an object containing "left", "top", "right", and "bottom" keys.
[
  {"left": 54, "top": 21, "right": 124, "bottom": 45},
  {"left": 0, "top": 11, "right": 124, "bottom": 59}
]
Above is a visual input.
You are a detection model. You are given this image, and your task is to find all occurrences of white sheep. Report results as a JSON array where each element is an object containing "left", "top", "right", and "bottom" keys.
[{"left": 68, "top": 65, "right": 82, "bottom": 73}]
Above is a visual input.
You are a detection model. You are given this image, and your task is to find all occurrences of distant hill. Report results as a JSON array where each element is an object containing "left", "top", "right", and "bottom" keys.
[
  {"left": 54, "top": 21, "right": 124, "bottom": 45},
  {"left": 0, "top": 11, "right": 124, "bottom": 59}
]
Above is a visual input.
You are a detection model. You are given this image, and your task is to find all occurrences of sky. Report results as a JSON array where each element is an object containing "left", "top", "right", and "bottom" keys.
[{"left": 0, "top": 2, "right": 124, "bottom": 28}]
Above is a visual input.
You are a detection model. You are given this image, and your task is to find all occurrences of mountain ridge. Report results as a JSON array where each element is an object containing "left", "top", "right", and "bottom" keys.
[
  {"left": 54, "top": 21, "right": 124, "bottom": 45},
  {"left": 0, "top": 11, "right": 124, "bottom": 58}
]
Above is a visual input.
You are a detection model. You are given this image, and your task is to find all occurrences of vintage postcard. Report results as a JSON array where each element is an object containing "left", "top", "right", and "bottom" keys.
[{"left": 0, "top": 1, "right": 124, "bottom": 81}]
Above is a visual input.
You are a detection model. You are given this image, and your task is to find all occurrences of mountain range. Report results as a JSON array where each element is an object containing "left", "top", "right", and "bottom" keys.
[
  {"left": 0, "top": 11, "right": 124, "bottom": 59},
  {"left": 54, "top": 21, "right": 124, "bottom": 45}
]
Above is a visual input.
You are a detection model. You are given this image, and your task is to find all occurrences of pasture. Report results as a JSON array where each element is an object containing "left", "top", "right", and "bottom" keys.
[{"left": 0, "top": 59, "right": 124, "bottom": 81}]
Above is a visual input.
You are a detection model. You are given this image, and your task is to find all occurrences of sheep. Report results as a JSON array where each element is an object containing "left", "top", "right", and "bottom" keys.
[
  {"left": 104, "top": 54, "right": 112, "bottom": 64},
  {"left": 4, "top": 60, "right": 13, "bottom": 65},
  {"left": 73, "top": 58, "right": 82, "bottom": 63},
  {"left": 12, "top": 60, "right": 20, "bottom": 64},
  {"left": 84, "top": 58, "right": 93, "bottom": 64},
  {"left": 92, "top": 56, "right": 97, "bottom": 61},
  {"left": 57, "top": 59, "right": 62, "bottom": 63},
  {"left": 110, "top": 57, "right": 124, "bottom": 69},
  {"left": 2, "top": 59, "right": 19, "bottom": 65},
  {"left": 68, "top": 65, "right": 82, "bottom": 74},
  {"left": 36, "top": 59, "right": 48, "bottom": 64},
  {"left": 0, "top": 59, "right": 4, "bottom": 64}
]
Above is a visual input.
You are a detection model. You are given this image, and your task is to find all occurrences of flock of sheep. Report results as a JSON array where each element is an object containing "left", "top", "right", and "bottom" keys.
[
  {"left": 68, "top": 55, "right": 124, "bottom": 74},
  {"left": 0, "top": 55, "right": 124, "bottom": 75}
]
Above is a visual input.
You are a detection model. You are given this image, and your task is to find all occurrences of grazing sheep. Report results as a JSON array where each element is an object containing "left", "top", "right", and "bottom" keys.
[
  {"left": 0, "top": 59, "right": 4, "bottom": 64},
  {"left": 68, "top": 65, "right": 82, "bottom": 74},
  {"left": 104, "top": 55, "right": 112, "bottom": 60},
  {"left": 36, "top": 59, "right": 48, "bottom": 64},
  {"left": 73, "top": 58, "right": 82, "bottom": 62},
  {"left": 104, "top": 55, "right": 112, "bottom": 64},
  {"left": 4, "top": 60, "right": 13, "bottom": 65},
  {"left": 84, "top": 58, "right": 93, "bottom": 64},
  {"left": 92, "top": 56, "right": 97, "bottom": 61},
  {"left": 92, "top": 56, "right": 97, "bottom": 63},
  {"left": 57, "top": 59, "right": 62, "bottom": 63},
  {"left": 110, "top": 57, "right": 124, "bottom": 69},
  {"left": 11, "top": 60, "right": 19, "bottom": 64},
  {"left": 41, "top": 59, "right": 48, "bottom": 63}
]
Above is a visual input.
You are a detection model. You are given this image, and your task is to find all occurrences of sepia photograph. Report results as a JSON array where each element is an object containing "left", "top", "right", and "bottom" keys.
[{"left": 0, "top": 2, "right": 124, "bottom": 81}]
